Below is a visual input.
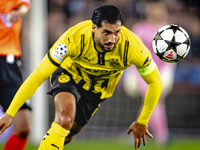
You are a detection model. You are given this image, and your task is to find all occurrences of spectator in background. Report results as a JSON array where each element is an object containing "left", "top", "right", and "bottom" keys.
[
  {"left": 0, "top": 1, "right": 31, "bottom": 150},
  {"left": 123, "top": 0, "right": 176, "bottom": 145}
]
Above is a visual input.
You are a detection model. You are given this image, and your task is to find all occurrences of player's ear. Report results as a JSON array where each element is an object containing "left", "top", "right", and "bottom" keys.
[{"left": 92, "top": 24, "right": 97, "bottom": 33}]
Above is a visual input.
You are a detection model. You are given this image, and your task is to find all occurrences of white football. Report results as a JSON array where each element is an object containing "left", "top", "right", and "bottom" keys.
[{"left": 152, "top": 24, "right": 191, "bottom": 63}]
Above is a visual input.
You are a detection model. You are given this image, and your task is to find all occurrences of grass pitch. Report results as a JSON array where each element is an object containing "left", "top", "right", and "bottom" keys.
[{"left": 0, "top": 137, "right": 200, "bottom": 150}]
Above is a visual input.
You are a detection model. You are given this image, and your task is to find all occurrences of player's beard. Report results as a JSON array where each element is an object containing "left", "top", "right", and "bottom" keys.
[{"left": 95, "top": 38, "right": 116, "bottom": 52}]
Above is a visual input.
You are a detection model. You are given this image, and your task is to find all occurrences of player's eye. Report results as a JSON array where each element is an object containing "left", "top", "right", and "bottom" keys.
[
  {"left": 115, "top": 31, "right": 120, "bottom": 35},
  {"left": 104, "top": 30, "right": 111, "bottom": 34}
]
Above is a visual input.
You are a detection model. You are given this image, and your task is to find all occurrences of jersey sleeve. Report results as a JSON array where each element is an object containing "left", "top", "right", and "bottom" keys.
[
  {"left": 128, "top": 34, "right": 162, "bottom": 125},
  {"left": 133, "top": 46, "right": 153, "bottom": 69},
  {"left": 127, "top": 31, "right": 153, "bottom": 70},
  {"left": 136, "top": 58, "right": 162, "bottom": 125},
  {"left": 6, "top": 21, "right": 87, "bottom": 117},
  {"left": 129, "top": 36, "right": 156, "bottom": 76},
  {"left": 6, "top": 55, "right": 57, "bottom": 117},
  {"left": 48, "top": 30, "right": 80, "bottom": 66},
  {"left": 137, "top": 65, "right": 162, "bottom": 125}
]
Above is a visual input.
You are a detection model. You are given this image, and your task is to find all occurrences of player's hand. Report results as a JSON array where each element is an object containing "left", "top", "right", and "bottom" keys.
[
  {"left": 127, "top": 121, "right": 153, "bottom": 149},
  {"left": 8, "top": 5, "right": 29, "bottom": 23},
  {"left": 8, "top": 10, "right": 22, "bottom": 23},
  {"left": 0, "top": 114, "right": 13, "bottom": 135}
]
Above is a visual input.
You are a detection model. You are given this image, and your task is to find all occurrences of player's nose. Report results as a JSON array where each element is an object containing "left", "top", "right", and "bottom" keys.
[{"left": 108, "top": 34, "right": 116, "bottom": 43}]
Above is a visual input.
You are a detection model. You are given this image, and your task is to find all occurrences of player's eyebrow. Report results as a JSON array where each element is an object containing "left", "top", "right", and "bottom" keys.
[{"left": 104, "top": 29, "right": 121, "bottom": 34}]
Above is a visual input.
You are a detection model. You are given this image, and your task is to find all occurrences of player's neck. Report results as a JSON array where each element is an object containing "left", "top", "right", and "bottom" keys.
[
  {"left": 95, "top": 44, "right": 104, "bottom": 52},
  {"left": 93, "top": 33, "right": 104, "bottom": 52}
]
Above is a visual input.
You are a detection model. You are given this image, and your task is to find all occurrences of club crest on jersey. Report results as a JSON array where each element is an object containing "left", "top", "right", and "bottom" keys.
[
  {"left": 109, "top": 59, "right": 120, "bottom": 67},
  {"left": 143, "top": 56, "right": 151, "bottom": 68},
  {"left": 56, "top": 43, "right": 68, "bottom": 56},
  {"left": 58, "top": 73, "right": 70, "bottom": 83}
]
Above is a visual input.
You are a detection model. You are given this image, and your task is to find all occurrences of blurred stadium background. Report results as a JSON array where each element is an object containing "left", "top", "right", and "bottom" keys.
[{"left": 1, "top": 0, "right": 200, "bottom": 149}]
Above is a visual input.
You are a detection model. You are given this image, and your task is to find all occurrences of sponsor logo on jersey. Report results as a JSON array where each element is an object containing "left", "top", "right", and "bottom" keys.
[
  {"left": 76, "top": 64, "right": 118, "bottom": 75},
  {"left": 58, "top": 73, "right": 70, "bottom": 83}
]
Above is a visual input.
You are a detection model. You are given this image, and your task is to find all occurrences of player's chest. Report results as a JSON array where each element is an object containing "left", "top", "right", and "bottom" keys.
[{"left": 75, "top": 48, "right": 128, "bottom": 70}]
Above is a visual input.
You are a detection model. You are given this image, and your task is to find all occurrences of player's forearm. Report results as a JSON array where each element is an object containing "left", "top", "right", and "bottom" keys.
[
  {"left": 6, "top": 68, "right": 44, "bottom": 117},
  {"left": 137, "top": 67, "right": 163, "bottom": 125},
  {"left": 6, "top": 55, "right": 58, "bottom": 117}
]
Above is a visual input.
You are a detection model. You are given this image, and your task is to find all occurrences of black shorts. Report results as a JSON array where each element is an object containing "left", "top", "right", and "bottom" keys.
[
  {"left": 0, "top": 56, "right": 31, "bottom": 112},
  {"left": 48, "top": 67, "right": 105, "bottom": 127}
]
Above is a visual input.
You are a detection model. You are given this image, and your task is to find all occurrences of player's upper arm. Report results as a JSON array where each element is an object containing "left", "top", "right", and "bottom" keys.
[
  {"left": 137, "top": 59, "right": 156, "bottom": 77},
  {"left": 48, "top": 31, "right": 69, "bottom": 66},
  {"left": 136, "top": 54, "right": 161, "bottom": 86},
  {"left": 131, "top": 43, "right": 162, "bottom": 86},
  {"left": 136, "top": 52, "right": 162, "bottom": 93},
  {"left": 48, "top": 30, "right": 80, "bottom": 66},
  {"left": 140, "top": 64, "right": 162, "bottom": 87},
  {"left": 37, "top": 54, "right": 58, "bottom": 82},
  {"left": 128, "top": 36, "right": 154, "bottom": 76}
]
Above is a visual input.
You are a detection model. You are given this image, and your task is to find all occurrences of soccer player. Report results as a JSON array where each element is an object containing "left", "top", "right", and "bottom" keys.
[
  {"left": 0, "top": 4, "right": 162, "bottom": 150},
  {"left": 0, "top": 0, "right": 31, "bottom": 150}
]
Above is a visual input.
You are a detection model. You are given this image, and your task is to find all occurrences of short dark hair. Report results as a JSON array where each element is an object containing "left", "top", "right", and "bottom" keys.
[{"left": 92, "top": 4, "right": 123, "bottom": 27}]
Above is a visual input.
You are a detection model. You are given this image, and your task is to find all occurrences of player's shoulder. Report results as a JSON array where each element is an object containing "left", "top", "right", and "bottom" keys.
[
  {"left": 61, "top": 20, "right": 93, "bottom": 47},
  {"left": 67, "top": 20, "right": 93, "bottom": 37},
  {"left": 119, "top": 25, "right": 151, "bottom": 66},
  {"left": 121, "top": 26, "right": 141, "bottom": 42},
  {"left": 120, "top": 25, "right": 144, "bottom": 50}
]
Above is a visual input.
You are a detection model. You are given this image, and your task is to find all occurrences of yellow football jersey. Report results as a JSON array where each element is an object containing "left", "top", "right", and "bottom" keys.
[{"left": 48, "top": 20, "right": 152, "bottom": 99}]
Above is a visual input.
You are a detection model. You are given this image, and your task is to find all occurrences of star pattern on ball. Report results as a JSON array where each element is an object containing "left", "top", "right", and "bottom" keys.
[
  {"left": 165, "top": 35, "right": 181, "bottom": 52},
  {"left": 183, "top": 38, "right": 191, "bottom": 49},
  {"left": 168, "top": 25, "right": 182, "bottom": 33},
  {"left": 153, "top": 31, "right": 163, "bottom": 41}
]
